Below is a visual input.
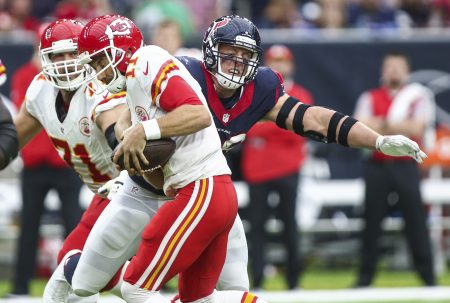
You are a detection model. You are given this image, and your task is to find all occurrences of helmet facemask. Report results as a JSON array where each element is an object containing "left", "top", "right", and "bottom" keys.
[
  {"left": 78, "top": 33, "right": 127, "bottom": 95},
  {"left": 212, "top": 40, "right": 261, "bottom": 90},
  {"left": 40, "top": 39, "right": 86, "bottom": 91}
]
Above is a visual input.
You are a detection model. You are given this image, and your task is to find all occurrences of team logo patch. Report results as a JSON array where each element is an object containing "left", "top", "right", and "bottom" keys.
[
  {"left": 79, "top": 117, "right": 91, "bottom": 136},
  {"left": 135, "top": 106, "right": 149, "bottom": 121},
  {"left": 212, "top": 18, "right": 229, "bottom": 32},
  {"left": 222, "top": 113, "right": 230, "bottom": 123},
  {"left": 106, "top": 19, "right": 132, "bottom": 36}
]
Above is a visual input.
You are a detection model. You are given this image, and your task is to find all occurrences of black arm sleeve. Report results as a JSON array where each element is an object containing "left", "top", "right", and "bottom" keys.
[
  {"left": 0, "top": 98, "right": 19, "bottom": 169},
  {"left": 104, "top": 122, "right": 119, "bottom": 150}
]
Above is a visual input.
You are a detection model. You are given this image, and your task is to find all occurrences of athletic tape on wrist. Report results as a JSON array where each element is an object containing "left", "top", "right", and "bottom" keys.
[{"left": 141, "top": 119, "right": 161, "bottom": 140}]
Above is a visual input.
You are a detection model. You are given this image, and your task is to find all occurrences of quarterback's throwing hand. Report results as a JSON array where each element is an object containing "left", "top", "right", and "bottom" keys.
[{"left": 376, "top": 135, "right": 427, "bottom": 163}]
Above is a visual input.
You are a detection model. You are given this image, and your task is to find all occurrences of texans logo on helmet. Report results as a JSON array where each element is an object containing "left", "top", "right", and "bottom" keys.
[{"left": 212, "top": 18, "right": 229, "bottom": 31}]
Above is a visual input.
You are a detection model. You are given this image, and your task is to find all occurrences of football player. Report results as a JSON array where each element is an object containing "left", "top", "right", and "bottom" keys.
[
  {"left": 10, "top": 19, "right": 158, "bottom": 303},
  {"left": 113, "top": 14, "right": 428, "bottom": 295},
  {"left": 0, "top": 59, "right": 18, "bottom": 170},
  {"left": 74, "top": 14, "right": 268, "bottom": 303}
]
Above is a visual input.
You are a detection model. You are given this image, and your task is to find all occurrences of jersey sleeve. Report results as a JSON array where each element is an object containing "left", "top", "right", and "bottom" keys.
[
  {"left": 129, "top": 46, "right": 203, "bottom": 112},
  {"left": 92, "top": 91, "right": 127, "bottom": 121},
  {"left": 254, "top": 67, "right": 285, "bottom": 109},
  {"left": 24, "top": 73, "right": 47, "bottom": 120},
  {"left": 158, "top": 76, "right": 203, "bottom": 112}
]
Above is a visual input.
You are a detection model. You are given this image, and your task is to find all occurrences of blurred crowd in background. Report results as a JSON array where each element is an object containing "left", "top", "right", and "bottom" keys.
[
  {"left": 1, "top": 0, "right": 450, "bottom": 294},
  {"left": 1, "top": 0, "right": 450, "bottom": 42}
]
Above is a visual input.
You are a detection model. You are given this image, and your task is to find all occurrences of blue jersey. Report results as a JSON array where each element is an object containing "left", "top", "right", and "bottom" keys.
[{"left": 177, "top": 56, "right": 285, "bottom": 149}]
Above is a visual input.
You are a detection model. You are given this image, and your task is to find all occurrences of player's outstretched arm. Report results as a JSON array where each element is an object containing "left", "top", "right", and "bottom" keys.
[
  {"left": 13, "top": 100, "right": 43, "bottom": 149},
  {"left": 265, "top": 94, "right": 427, "bottom": 163},
  {"left": 0, "top": 97, "right": 18, "bottom": 169}
]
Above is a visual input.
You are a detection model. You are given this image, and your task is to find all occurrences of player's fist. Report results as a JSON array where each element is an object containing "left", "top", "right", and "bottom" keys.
[{"left": 376, "top": 135, "right": 427, "bottom": 163}]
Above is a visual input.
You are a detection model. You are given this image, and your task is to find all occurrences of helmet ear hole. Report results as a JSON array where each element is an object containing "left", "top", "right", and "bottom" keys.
[{"left": 204, "top": 47, "right": 216, "bottom": 69}]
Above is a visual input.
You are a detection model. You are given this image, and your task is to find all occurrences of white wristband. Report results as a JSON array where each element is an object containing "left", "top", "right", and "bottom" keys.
[{"left": 140, "top": 119, "right": 161, "bottom": 140}]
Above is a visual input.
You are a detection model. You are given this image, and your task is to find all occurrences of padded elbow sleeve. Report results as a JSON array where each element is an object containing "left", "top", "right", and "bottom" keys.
[{"left": 104, "top": 123, "right": 118, "bottom": 150}]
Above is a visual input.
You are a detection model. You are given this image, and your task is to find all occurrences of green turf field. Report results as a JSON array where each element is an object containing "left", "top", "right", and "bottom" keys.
[{"left": 0, "top": 269, "right": 449, "bottom": 300}]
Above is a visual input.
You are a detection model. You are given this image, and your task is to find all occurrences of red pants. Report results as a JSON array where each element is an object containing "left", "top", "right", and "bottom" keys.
[
  {"left": 124, "top": 175, "right": 238, "bottom": 302},
  {"left": 57, "top": 194, "right": 110, "bottom": 263}
]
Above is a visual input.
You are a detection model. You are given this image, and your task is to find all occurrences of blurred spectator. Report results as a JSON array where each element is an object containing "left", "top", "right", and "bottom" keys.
[
  {"left": 8, "top": 26, "right": 83, "bottom": 296},
  {"left": 150, "top": 18, "right": 202, "bottom": 59},
  {"left": 256, "top": 0, "right": 303, "bottom": 29},
  {"left": 346, "top": 0, "right": 400, "bottom": 29},
  {"left": 400, "top": 0, "right": 431, "bottom": 28},
  {"left": 315, "top": 0, "right": 347, "bottom": 28},
  {"left": 242, "top": 44, "right": 313, "bottom": 290},
  {"left": 54, "top": 0, "right": 111, "bottom": 24},
  {"left": 353, "top": 52, "right": 436, "bottom": 288},
  {"left": 429, "top": 0, "right": 450, "bottom": 27},
  {"left": 0, "top": 0, "right": 39, "bottom": 32},
  {"left": 183, "top": 0, "right": 231, "bottom": 33},
  {"left": 133, "top": 0, "right": 195, "bottom": 43}
]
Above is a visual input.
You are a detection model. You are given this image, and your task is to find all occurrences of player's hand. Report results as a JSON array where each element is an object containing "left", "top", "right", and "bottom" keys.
[
  {"left": 97, "top": 171, "right": 127, "bottom": 200},
  {"left": 376, "top": 135, "right": 427, "bottom": 163},
  {"left": 113, "top": 124, "right": 149, "bottom": 175}
]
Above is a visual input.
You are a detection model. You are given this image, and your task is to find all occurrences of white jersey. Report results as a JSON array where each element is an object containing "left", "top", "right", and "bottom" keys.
[
  {"left": 125, "top": 45, "right": 230, "bottom": 193},
  {"left": 25, "top": 73, "right": 124, "bottom": 192}
]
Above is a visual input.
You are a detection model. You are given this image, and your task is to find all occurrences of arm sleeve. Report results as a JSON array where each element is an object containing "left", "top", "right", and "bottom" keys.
[{"left": 0, "top": 98, "right": 18, "bottom": 169}]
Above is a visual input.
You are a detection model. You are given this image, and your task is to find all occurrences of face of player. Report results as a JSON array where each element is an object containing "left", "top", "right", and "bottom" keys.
[
  {"left": 89, "top": 55, "right": 115, "bottom": 86},
  {"left": 218, "top": 44, "right": 253, "bottom": 79},
  {"left": 381, "top": 56, "right": 410, "bottom": 90},
  {"left": 49, "top": 51, "right": 81, "bottom": 80}
]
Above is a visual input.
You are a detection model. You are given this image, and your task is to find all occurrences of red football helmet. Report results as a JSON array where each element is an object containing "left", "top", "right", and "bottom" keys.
[
  {"left": 78, "top": 15, "right": 143, "bottom": 94},
  {"left": 40, "top": 19, "right": 86, "bottom": 91}
]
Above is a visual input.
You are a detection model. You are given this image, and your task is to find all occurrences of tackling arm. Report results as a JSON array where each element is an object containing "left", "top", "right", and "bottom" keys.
[
  {"left": 265, "top": 94, "right": 427, "bottom": 162},
  {"left": 0, "top": 97, "right": 18, "bottom": 169}
]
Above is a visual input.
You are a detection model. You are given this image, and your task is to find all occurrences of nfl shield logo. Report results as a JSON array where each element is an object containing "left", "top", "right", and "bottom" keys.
[{"left": 222, "top": 113, "right": 230, "bottom": 123}]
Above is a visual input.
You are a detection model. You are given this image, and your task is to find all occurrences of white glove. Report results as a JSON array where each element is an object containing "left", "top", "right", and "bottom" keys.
[
  {"left": 97, "top": 170, "right": 127, "bottom": 200},
  {"left": 375, "top": 135, "right": 427, "bottom": 163}
]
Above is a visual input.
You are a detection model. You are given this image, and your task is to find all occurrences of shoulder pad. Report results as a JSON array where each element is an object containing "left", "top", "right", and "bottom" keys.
[{"left": 26, "top": 73, "right": 53, "bottom": 102}]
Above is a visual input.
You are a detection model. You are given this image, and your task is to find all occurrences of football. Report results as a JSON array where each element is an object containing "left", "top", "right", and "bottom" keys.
[{"left": 112, "top": 138, "right": 176, "bottom": 172}]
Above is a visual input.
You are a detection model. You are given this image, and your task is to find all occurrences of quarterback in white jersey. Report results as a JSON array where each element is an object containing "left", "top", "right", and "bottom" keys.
[
  {"left": 76, "top": 15, "right": 267, "bottom": 303},
  {"left": 125, "top": 45, "right": 230, "bottom": 193}
]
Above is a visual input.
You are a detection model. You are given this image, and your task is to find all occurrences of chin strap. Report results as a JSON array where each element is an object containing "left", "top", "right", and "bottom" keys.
[{"left": 107, "top": 71, "right": 126, "bottom": 94}]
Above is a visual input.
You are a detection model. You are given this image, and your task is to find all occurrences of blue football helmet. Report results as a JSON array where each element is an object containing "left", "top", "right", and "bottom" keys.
[{"left": 202, "top": 15, "right": 263, "bottom": 90}]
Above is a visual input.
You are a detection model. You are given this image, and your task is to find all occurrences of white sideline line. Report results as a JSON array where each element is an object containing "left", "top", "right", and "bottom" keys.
[{"left": 2, "top": 287, "right": 450, "bottom": 303}]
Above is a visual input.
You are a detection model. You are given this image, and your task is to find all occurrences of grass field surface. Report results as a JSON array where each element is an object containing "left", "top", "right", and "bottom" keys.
[{"left": 0, "top": 269, "right": 449, "bottom": 302}]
